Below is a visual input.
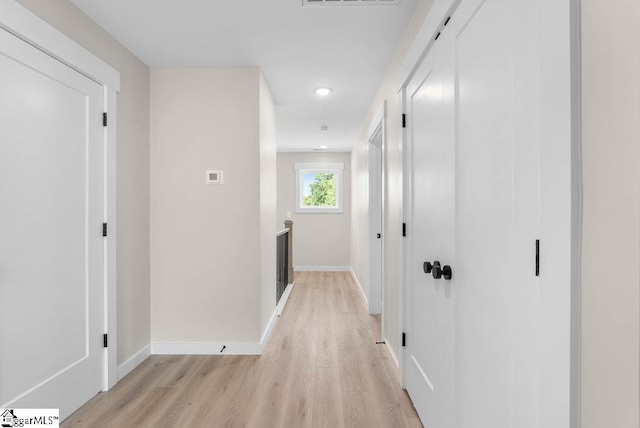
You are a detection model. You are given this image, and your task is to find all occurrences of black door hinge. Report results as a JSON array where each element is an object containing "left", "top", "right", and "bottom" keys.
[
  {"left": 402, "top": 223, "right": 407, "bottom": 237},
  {"left": 103, "top": 334, "right": 108, "bottom": 348},
  {"left": 535, "top": 239, "right": 540, "bottom": 277},
  {"left": 103, "top": 112, "right": 108, "bottom": 127},
  {"left": 402, "top": 114, "right": 406, "bottom": 128},
  {"left": 402, "top": 332, "right": 406, "bottom": 347},
  {"left": 102, "top": 223, "right": 108, "bottom": 237}
]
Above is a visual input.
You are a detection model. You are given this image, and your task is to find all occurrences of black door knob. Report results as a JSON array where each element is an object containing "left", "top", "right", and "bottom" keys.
[
  {"left": 423, "top": 261, "right": 433, "bottom": 274},
  {"left": 423, "top": 260, "right": 440, "bottom": 274},
  {"left": 442, "top": 265, "right": 452, "bottom": 280},
  {"left": 432, "top": 261, "right": 442, "bottom": 279}
]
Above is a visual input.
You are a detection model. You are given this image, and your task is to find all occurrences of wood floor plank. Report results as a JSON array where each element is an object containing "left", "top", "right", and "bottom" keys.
[{"left": 62, "top": 271, "right": 422, "bottom": 427}]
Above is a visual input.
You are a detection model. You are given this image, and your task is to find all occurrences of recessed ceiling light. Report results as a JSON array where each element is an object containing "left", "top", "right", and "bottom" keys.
[
  {"left": 315, "top": 87, "right": 332, "bottom": 96},
  {"left": 320, "top": 145, "right": 328, "bottom": 150}
]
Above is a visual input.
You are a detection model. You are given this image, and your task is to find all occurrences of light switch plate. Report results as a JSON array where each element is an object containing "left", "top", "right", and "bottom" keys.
[{"left": 206, "top": 170, "right": 223, "bottom": 184}]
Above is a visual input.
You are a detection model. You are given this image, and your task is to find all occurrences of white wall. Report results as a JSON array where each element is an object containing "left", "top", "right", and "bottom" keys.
[
  {"left": 17, "top": 0, "right": 151, "bottom": 366},
  {"left": 351, "top": 0, "right": 434, "bottom": 375},
  {"left": 151, "top": 68, "right": 275, "bottom": 346},
  {"left": 581, "top": 0, "right": 640, "bottom": 425},
  {"left": 277, "top": 152, "right": 351, "bottom": 269},
  {"left": 259, "top": 74, "right": 278, "bottom": 336}
]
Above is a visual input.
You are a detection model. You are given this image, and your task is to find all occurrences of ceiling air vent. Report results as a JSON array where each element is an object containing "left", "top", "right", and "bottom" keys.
[{"left": 303, "top": 0, "right": 400, "bottom": 6}]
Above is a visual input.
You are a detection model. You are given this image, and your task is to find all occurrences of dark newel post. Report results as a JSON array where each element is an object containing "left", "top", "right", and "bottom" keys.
[{"left": 284, "top": 219, "right": 294, "bottom": 284}]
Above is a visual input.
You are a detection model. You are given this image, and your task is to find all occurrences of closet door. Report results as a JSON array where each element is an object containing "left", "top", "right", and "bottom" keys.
[
  {"left": 449, "top": 0, "right": 541, "bottom": 426},
  {"left": 0, "top": 27, "right": 105, "bottom": 420}
]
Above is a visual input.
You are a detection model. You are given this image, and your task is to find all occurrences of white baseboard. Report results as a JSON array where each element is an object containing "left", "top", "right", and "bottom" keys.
[
  {"left": 385, "top": 341, "right": 400, "bottom": 368},
  {"left": 117, "top": 344, "right": 151, "bottom": 381},
  {"left": 276, "top": 282, "right": 294, "bottom": 316},
  {"left": 260, "top": 308, "right": 278, "bottom": 353},
  {"left": 151, "top": 342, "right": 262, "bottom": 355},
  {"left": 294, "top": 266, "right": 351, "bottom": 272},
  {"left": 151, "top": 298, "right": 293, "bottom": 357},
  {"left": 349, "top": 268, "right": 368, "bottom": 305}
]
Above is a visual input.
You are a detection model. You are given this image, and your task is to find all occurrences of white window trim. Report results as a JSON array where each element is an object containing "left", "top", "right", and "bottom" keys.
[{"left": 295, "top": 162, "right": 344, "bottom": 214}]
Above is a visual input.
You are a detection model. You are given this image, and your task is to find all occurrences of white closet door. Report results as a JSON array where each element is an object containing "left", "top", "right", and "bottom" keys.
[
  {"left": 450, "top": 0, "right": 542, "bottom": 426},
  {"left": 0, "top": 27, "right": 105, "bottom": 420},
  {"left": 405, "top": 25, "right": 456, "bottom": 427}
]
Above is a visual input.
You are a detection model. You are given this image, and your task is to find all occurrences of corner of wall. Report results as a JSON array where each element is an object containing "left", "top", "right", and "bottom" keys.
[{"left": 259, "top": 71, "right": 278, "bottom": 337}]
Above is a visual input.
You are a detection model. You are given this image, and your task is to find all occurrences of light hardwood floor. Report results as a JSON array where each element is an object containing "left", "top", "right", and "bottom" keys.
[{"left": 63, "top": 271, "right": 422, "bottom": 427}]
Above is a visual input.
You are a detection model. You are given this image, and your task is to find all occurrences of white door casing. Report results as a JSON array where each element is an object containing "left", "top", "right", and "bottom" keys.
[{"left": 401, "top": 0, "right": 577, "bottom": 426}]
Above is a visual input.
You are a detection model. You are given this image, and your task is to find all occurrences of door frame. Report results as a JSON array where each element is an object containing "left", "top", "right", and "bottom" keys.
[
  {"left": 367, "top": 101, "right": 387, "bottom": 332},
  {"left": 397, "top": 0, "right": 582, "bottom": 425},
  {"left": 0, "top": 0, "right": 120, "bottom": 390}
]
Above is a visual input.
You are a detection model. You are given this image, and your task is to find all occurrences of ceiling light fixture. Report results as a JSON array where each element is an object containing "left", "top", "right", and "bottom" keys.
[
  {"left": 315, "top": 87, "right": 332, "bottom": 96},
  {"left": 320, "top": 145, "right": 328, "bottom": 150}
]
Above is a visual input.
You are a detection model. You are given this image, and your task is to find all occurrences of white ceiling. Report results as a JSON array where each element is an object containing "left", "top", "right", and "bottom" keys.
[{"left": 70, "top": 0, "right": 418, "bottom": 152}]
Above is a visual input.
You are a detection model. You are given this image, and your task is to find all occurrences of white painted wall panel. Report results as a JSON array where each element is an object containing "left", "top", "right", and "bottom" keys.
[
  {"left": 150, "top": 68, "right": 263, "bottom": 343},
  {"left": 581, "top": 0, "right": 640, "bottom": 425}
]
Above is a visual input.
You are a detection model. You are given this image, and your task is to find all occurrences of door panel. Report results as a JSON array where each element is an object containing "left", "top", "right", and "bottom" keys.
[
  {"left": 0, "top": 28, "right": 104, "bottom": 419},
  {"left": 406, "top": 30, "right": 455, "bottom": 427},
  {"left": 369, "top": 136, "right": 383, "bottom": 316},
  {"left": 454, "top": 1, "right": 515, "bottom": 426}
]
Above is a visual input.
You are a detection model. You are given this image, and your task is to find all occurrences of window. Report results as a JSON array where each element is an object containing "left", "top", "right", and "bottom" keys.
[{"left": 295, "top": 162, "right": 344, "bottom": 213}]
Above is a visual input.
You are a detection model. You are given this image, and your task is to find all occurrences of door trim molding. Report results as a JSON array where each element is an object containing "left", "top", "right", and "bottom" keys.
[
  {"left": 0, "top": 0, "right": 120, "bottom": 90},
  {"left": 0, "top": 0, "right": 120, "bottom": 392},
  {"left": 400, "top": 86, "right": 409, "bottom": 390},
  {"left": 396, "top": 0, "right": 460, "bottom": 92}
]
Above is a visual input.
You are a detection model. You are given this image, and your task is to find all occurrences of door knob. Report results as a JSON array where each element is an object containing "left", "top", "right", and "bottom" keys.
[
  {"left": 423, "top": 260, "right": 440, "bottom": 274},
  {"left": 432, "top": 261, "right": 442, "bottom": 279},
  {"left": 442, "top": 265, "right": 452, "bottom": 280},
  {"left": 423, "top": 261, "right": 433, "bottom": 274}
]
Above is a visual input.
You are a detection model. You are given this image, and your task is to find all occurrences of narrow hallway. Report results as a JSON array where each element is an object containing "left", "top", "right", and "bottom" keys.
[{"left": 63, "top": 272, "right": 421, "bottom": 427}]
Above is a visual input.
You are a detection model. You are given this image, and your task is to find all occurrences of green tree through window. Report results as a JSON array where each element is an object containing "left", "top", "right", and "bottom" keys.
[{"left": 304, "top": 173, "right": 336, "bottom": 207}]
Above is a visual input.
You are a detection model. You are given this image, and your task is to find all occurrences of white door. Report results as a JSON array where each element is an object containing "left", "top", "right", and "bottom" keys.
[
  {"left": 404, "top": 0, "right": 557, "bottom": 426},
  {"left": 0, "top": 27, "right": 105, "bottom": 420},
  {"left": 405, "top": 24, "right": 456, "bottom": 427},
  {"left": 368, "top": 133, "right": 383, "bottom": 316},
  {"left": 451, "top": 1, "right": 541, "bottom": 426}
]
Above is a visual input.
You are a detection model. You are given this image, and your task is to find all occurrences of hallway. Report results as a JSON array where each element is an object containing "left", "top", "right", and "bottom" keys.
[{"left": 63, "top": 272, "right": 421, "bottom": 427}]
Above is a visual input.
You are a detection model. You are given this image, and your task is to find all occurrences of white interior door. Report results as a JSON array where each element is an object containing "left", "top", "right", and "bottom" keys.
[
  {"left": 368, "top": 134, "right": 383, "bottom": 316},
  {"left": 450, "top": 0, "right": 541, "bottom": 426},
  {"left": 405, "top": 26, "right": 456, "bottom": 427},
  {"left": 0, "top": 27, "right": 105, "bottom": 420}
]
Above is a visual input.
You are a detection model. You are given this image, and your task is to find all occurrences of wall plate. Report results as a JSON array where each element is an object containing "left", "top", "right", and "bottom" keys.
[{"left": 206, "top": 170, "right": 223, "bottom": 184}]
